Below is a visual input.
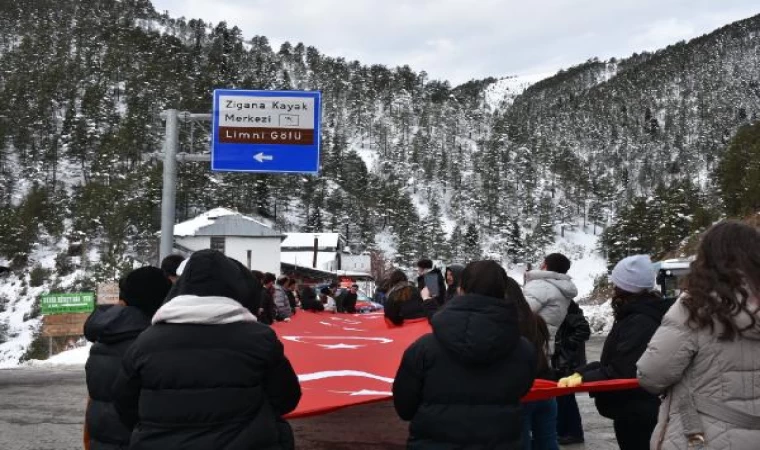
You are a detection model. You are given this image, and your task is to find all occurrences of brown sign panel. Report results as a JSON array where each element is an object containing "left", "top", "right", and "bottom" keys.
[
  {"left": 218, "top": 127, "right": 315, "bottom": 145},
  {"left": 97, "top": 282, "right": 120, "bottom": 305},
  {"left": 42, "top": 313, "right": 90, "bottom": 337}
]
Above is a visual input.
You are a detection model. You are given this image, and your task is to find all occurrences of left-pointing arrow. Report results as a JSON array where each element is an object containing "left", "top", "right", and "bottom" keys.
[{"left": 253, "top": 152, "right": 274, "bottom": 163}]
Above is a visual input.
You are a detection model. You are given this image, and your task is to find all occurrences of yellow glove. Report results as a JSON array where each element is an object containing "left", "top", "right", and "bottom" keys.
[{"left": 558, "top": 373, "right": 583, "bottom": 388}]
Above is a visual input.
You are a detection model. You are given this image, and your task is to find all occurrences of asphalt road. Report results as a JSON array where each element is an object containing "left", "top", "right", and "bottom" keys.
[{"left": 0, "top": 336, "right": 617, "bottom": 450}]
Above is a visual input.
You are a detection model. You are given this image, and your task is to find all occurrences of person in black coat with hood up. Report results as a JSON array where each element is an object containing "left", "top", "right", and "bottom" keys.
[
  {"left": 559, "top": 255, "right": 672, "bottom": 450},
  {"left": 84, "top": 267, "right": 172, "bottom": 450},
  {"left": 393, "top": 260, "right": 537, "bottom": 449},
  {"left": 112, "top": 250, "right": 301, "bottom": 450}
]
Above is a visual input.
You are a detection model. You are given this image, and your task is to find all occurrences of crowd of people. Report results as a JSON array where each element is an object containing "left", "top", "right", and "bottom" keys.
[{"left": 81, "top": 219, "right": 760, "bottom": 449}]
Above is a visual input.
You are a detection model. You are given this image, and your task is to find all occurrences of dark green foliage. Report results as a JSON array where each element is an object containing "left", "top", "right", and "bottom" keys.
[
  {"left": 55, "top": 252, "right": 74, "bottom": 277},
  {"left": 29, "top": 265, "right": 49, "bottom": 288},
  {"left": 20, "top": 333, "right": 48, "bottom": 362},
  {"left": 0, "top": 319, "right": 8, "bottom": 345},
  {"left": 600, "top": 179, "right": 715, "bottom": 263},
  {"left": 717, "top": 121, "right": 760, "bottom": 216}
]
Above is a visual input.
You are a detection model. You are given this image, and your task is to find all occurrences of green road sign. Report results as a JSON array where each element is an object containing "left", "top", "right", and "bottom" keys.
[{"left": 40, "top": 292, "right": 95, "bottom": 315}]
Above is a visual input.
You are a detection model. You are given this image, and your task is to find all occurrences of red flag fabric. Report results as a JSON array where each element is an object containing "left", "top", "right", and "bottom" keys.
[{"left": 273, "top": 312, "right": 639, "bottom": 418}]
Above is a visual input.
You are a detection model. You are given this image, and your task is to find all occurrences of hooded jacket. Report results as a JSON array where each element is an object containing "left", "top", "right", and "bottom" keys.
[
  {"left": 444, "top": 264, "right": 465, "bottom": 304},
  {"left": 112, "top": 250, "right": 301, "bottom": 450},
  {"left": 85, "top": 305, "right": 151, "bottom": 450},
  {"left": 638, "top": 297, "right": 760, "bottom": 450},
  {"left": 393, "top": 294, "right": 537, "bottom": 449},
  {"left": 524, "top": 270, "right": 578, "bottom": 351},
  {"left": 579, "top": 293, "right": 672, "bottom": 421}
]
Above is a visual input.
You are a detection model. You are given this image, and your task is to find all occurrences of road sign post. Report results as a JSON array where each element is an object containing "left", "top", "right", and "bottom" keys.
[{"left": 211, "top": 90, "right": 321, "bottom": 174}]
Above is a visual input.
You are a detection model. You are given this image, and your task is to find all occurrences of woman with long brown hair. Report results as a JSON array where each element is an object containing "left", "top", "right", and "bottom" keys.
[
  {"left": 638, "top": 221, "right": 760, "bottom": 450},
  {"left": 506, "top": 276, "right": 558, "bottom": 450},
  {"left": 384, "top": 269, "right": 429, "bottom": 326}
]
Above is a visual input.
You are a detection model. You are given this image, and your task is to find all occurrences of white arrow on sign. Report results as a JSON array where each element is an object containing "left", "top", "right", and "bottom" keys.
[{"left": 253, "top": 152, "right": 274, "bottom": 163}]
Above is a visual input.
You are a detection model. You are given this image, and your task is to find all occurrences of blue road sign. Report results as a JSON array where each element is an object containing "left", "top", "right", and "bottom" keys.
[{"left": 211, "top": 89, "right": 321, "bottom": 174}]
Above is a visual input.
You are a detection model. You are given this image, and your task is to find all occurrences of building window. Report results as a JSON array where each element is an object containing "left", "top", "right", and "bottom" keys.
[{"left": 210, "top": 237, "right": 226, "bottom": 254}]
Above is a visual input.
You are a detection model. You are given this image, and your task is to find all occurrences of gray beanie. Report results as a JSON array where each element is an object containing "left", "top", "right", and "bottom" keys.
[{"left": 610, "top": 255, "right": 655, "bottom": 293}]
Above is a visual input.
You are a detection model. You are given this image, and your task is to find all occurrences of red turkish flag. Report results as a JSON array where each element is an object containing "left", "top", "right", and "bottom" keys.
[{"left": 274, "top": 312, "right": 639, "bottom": 418}]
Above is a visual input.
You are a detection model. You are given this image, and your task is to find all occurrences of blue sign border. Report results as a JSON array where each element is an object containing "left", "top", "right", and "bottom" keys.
[{"left": 211, "top": 89, "right": 322, "bottom": 174}]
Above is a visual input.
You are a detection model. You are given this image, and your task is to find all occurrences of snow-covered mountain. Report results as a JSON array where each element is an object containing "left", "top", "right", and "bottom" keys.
[{"left": 1, "top": 1, "right": 759, "bottom": 364}]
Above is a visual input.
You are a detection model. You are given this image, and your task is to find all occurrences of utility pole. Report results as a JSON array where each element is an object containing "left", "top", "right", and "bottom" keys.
[
  {"left": 159, "top": 109, "right": 179, "bottom": 263},
  {"left": 157, "top": 111, "right": 212, "bottom": 263}
]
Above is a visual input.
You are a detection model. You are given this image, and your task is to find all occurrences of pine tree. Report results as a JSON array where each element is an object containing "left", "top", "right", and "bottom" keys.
[{"left": 463, "top": 223, "right": 481, "bottom": 262}]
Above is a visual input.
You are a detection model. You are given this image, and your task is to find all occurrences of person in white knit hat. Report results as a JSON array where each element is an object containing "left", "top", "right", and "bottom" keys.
[{"left": 558, "top": 254, "right": 673, "bottom": 450}]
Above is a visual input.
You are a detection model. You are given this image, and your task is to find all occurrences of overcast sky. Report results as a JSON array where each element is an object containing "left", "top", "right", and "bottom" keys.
[{"left": 152, "top": 0, "right": 758, "bottom": 85}]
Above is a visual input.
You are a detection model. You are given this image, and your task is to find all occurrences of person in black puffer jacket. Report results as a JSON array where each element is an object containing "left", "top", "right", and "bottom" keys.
[
  {"left": 551, "top": 300, "right": 590, "bottom": 445},
  {"left": 112, "top": 250, "right": 301, "bottom": 450},
  {"left": 563, "top": 255, "right": 672, "bottom": 450},
  {"left": 384, "top": 270, "right": 429, "bottom": 327},
  {"left": 393, "top": 260, "right": 537, "bottom": 449},
  {"left": 85, "top": 266, "right": 172, "bottom": 450}
]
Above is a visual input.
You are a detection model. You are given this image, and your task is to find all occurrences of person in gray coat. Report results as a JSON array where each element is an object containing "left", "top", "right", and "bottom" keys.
[
  {"left": 637, "top": 221, "right": 760, "bottom": 450},
  {"left": 524, "top": 253, "right": 578, "bottom": 354},
  {"left": 273, "top": 276, "right": 293, "bottom": 321}
]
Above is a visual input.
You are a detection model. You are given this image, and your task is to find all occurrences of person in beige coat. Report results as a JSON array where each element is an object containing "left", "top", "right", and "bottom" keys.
[{"left": 637, "top": 220, "right": 760, "bottom": 450}]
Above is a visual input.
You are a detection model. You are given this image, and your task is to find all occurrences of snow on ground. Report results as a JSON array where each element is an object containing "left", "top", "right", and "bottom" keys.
[
  {"left": 374, "top": 231, "right": 397, "bottom": 260},
  {"left": 0, "top": 274, "right": 43, "bottom": 369},
  {"left": 483, "top": 73, "right": 554, "bottom": 111},
  {"left": 583, "top": 300, "right": 614, "bottom": 335},
  {"left": 351, "top": 138, "right": 380, "bottom": 173},
  {"left": 27, "top": 342, "right": 91, "bottom": 367}
]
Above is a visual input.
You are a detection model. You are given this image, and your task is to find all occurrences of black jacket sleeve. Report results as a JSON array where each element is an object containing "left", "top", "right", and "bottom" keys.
[
  {"left": 581, "top": 315, "right": 656, "bottom": 382},
  {"left": 384, "top": 298, "right": 403, "bottom": 326},
  {"left": 112, "top": 343, "right": 142, "bottom": 429},
  {"left": 263, "top": 336, "right": 302, "bottom": 416},
  {"left": 567, "top": 314, "right": 591, "bottom": 346},
  {"left": 392, "top": 341, "right": 425, "bottom": 421},
  {"left": 436, "top": 272, "right": 447, "bottom": 306}
]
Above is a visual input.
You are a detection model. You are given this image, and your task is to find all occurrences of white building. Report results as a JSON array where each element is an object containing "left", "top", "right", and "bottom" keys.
[
  {"left": 173, "top": 208, "right": 283, "bottom": 274},
  {"left": 280, "top": 233, "right": 371, "bottom": 273}
]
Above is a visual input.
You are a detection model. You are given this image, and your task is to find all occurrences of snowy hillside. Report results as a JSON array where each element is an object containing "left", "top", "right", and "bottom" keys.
[
  {"left": 483, "top": 73, "right": 553, "bottom": 110},
  {"left": 0, "top": 266, "right": 92, "bottom": 368}
]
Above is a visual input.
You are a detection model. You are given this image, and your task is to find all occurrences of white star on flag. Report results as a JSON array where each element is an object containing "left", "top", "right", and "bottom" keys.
[{"left": 318, "top": 343, "right": 363, "bottom": 350}]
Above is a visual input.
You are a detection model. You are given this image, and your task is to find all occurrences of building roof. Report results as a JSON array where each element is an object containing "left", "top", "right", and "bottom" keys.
[
  {"left": 281, "top": 233, "right": 343, "bottom": 250},
  {"left": 280, "top": 251, "right": 337, "bottom": 271},
  {"left": 174, "top": 208, "right": 282, "bottom": 238}
]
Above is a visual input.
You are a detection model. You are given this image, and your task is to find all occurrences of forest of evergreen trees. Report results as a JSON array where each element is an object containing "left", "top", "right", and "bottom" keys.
[{"left": 1, "top": 0, "right": 760, "bottom": 283}]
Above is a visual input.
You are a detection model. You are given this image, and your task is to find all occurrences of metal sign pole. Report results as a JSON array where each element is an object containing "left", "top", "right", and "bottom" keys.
[{"left": 159, "top": 110, "right": 179, "bottom": 263}]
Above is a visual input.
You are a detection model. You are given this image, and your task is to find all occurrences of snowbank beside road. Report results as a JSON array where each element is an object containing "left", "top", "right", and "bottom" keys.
[
  {"left": 582, "top": 300, "right": 614, "bottom": 335},
  {"left": 27, "top": 343, "right": 91, "bottom": 367}
]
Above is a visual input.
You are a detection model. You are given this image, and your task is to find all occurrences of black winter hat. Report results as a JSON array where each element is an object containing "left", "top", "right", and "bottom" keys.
[
  {"left": 119, "top": 266, "right": 173, "bottom": 318},
  {"left": 166, "top": 249, "right": 262, "bottom": 315}
]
